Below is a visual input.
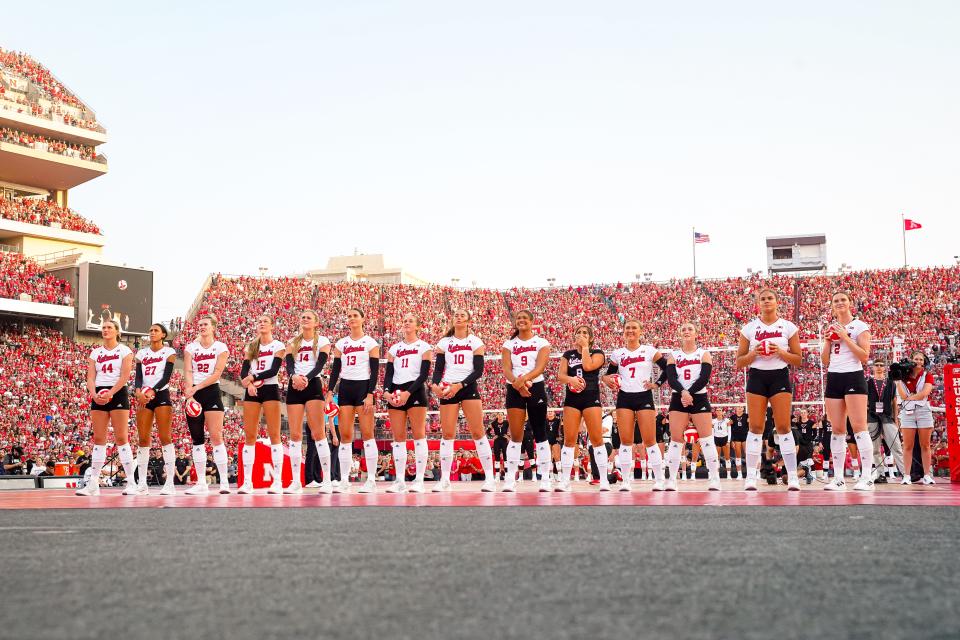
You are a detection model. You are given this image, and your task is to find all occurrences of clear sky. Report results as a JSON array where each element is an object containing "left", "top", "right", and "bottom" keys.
[{"left": 5, "top": 1, "right": 959, "bottom": 320}]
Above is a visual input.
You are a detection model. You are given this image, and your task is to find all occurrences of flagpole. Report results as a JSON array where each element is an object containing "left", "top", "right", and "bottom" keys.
[
  {"left": 692, "top": 227, "right": 697, "bottom": 279},
  {"left": 902, "top": 213, "right": 907, "bottom": 268}
]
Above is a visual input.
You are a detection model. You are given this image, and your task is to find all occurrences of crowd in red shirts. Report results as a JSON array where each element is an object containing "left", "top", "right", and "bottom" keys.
[
  {"left": 0, "top": 198, "right": 102, "bottom": 234},
  {"left": 1, "top": 126, "right": 103, "bottom": 163},
  {"left": 0, "top": 251, "right": 72, "bottom": 304}
]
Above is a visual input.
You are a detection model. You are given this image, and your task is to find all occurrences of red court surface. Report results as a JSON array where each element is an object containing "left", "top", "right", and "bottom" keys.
[{"left": 2, "top": 480, "right": 958, "bottom": 509}]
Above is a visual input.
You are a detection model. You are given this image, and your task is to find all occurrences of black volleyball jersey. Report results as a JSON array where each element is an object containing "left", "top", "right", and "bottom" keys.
[{"left": 562, "top": 348, "right": 605, "bottom": 392}]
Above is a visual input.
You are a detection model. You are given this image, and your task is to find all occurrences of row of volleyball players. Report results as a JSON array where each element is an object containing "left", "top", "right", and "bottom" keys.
[{"left": 77, "top": 284, "right": 873, "bottom": 496}]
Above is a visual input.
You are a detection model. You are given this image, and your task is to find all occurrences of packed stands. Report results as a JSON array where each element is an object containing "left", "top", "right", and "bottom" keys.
[
  {"left": 0, "top": 197, "right": 102, "bottom": 234},
  {"left": 0, "top": 251, "right": 72, "bottom": 304},
  {"left": 1, "top": 126, "right": 103, "bottom": 163}
]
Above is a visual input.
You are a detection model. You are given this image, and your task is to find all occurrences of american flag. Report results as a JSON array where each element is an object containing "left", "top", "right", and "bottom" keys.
[{"left": 694, "top": 232, "right": 710, "bottom": 244}]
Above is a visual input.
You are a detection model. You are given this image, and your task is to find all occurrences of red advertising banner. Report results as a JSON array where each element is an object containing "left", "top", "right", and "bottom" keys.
[
  {"left": 943, "top": 364, "right": 960, "bottom": 483},
  {"left": 237, "top": 442, "right": 304, "bottom": 488}
]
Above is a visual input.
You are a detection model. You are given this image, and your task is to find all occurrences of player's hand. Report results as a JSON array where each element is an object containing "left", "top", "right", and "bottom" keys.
[
  {"left": 292, "top": 375, "right": 308, "bottom": 390},
  {"left": 643, "top": 381, "right": 657, "bottom": 390},
  {"left": 512, "top": 377, "right": 527, "bottom": 391},
  {"left": 363, "top": 395, "right": 374, "bottom": 414},
  {"left": 681, "top": 390, "right": 693, "bottom": 407},
  {"left": 241, "top": 375, "right": 254, "bottom": 387},
  {"left": 247, "top": 385, "right": 258, "bottom": 397},
  {"left": 396, "top": 390, "right": 410, "bottom": 406}
]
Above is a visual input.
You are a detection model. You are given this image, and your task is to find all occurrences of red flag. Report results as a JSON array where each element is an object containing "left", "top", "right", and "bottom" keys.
[{"left": 904, "top": 219, "right": 922, "bottom": 231}]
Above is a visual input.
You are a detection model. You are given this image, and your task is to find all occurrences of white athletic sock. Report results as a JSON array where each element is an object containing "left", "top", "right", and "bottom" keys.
[
  {"left": 831, "top": 434, "right": 847, "bottom": 479},
  {"left": 777, "top": 431, "right": 798, "bottom": 480},
  {"left": 270, "top": 444, "right": 284, "bottom": 484},
  {"left": 593, "top": 444, "right": 609, "bottom": 480},
  {"left": 288, "top": 440, "right": 302, "bottom": 484},
  {"left": 117, "top": 444, "right": 136, "bottom": 484},
  {"left": 505, "top": 441, "right": 521, "bottom": 481},
  {"left": 646, "top": 445, "right": 665, "bottom": 481},
  {"left": 700, "top": 436, "right": 720, "bottom": 478},
  {"left": 242, "top": 444, "right": 256, "bottom": 485},
  {"left": 666, "top": 441, "right": 683, "bottom": 480},
  {"left": 362, "top": 439, "right": 378, "bottom": 481},
  {"left": 617, "top": 444, "right": 633, "bottom": 481},
  {"left": 474, "top": 438, "right": 494, "bottom": 481},
  {"left": 315, "top": 439, "right": 331, "bottom": 482},
  {"left": 90, "top": 444, "right": 107, "bottom": 483},
  {"left": 745, "top": 432, "right": 763, "bottom": 480},
  {"left": 536, "top": 441, "right": 552, "bottom": 481},
  {"left": 560, "top": 446, "right": 574, "bottom": 481},
  {"left": 392, "top": 441, "right": 408, "bottom": 481},
  {"left": 137, "top": 447, "right": 150, "bottom": 485},
  {"left": 414, "top": 438, "right": 428, "bottom": 482},
  {"left": 162, "top": 443, "right": 175, "bottom": 484},
  {"left": 338, "top": 444, "right": 353, "bottom": 483},
  {"left": 439, "top": 439, "right": 454, "bottom": 483},
  {"left": 854, "top": 431, "right": 874, "bottom": 480},
  {"left": 212, "top": 443, "right": 229, "bottom": 484},
  {"left": 192, "top": 445, "right": 207, "bottom": 484}
]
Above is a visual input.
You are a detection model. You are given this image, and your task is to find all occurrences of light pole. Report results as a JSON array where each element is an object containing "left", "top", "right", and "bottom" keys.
[
  {"left": 258, "top": 266, "right": 268, "bottom": 278},
  {"left": 644, "top": 272, "right": 653, "bottom": 283},
  {"left": 451, "top": 278, "right": 460, "bottom": 287},
  {"left": 547, "top": 277, "right": 555, "bottom": 288}
]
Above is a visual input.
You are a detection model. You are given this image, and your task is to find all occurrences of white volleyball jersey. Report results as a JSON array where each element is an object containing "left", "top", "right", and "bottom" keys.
[
  {"left": 136, "top": 346, "right": 177, "bottom": 390},
  {"left": 248, "top": 339, "right": 285, "bottom": 386},
  {"left": 827, "top": 318, "right": 870, "bottom": 373},
  {"left": 335, "top": 335, "right": 379, "bottom": 380},
  {"left": 740, "top": 318, "right": 798, "bottom": 370},
  {"left": 609, "top": 344, "right": 658, "bottom": 393},
  {"left": 389, "top": 339, "right": 433, "bottom": 385},
  {"left": 671, "top": 348, "right": 707, "bottom": 394},
  {"left": 502, "top": 336, "right": 551, "bottom": 383},
  {"left": 712, "top": 417, "right": 729, "bottom": 439},
  {"left": 90, "top": 343, "right": 133, "bottom": 387},
  {"left": 435, "top": 334, "right": 485, "bottom": 384},
  {"left": 290, "top": 336, "right": 331, "bottom": 377},
  {"left": 185, "top": 339, "right": 229, "bottom": 385}
]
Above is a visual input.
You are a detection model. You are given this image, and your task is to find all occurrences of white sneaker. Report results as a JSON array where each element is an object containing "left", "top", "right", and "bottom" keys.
[
  {"left": 824, "top": 479, "right": 846, "bottom": 491},
  {"left": 665, "top": 478, "right": 678, "bottom": 492},
  {"left": 501, "top": 477, "right": 517, "bottom": 493},
  {"left": 218, "top": 482, "right": 231, "bottom": 495},
  {"left": 318, "top": 481, "right": 334, "bottom": 494},
  {"left": 708, "top": 477, "right": 722, "bottom": 491},
  {"left": 185, "top": 482, "right": 209, "bottom": 496},
  {"left": 901, "top": 477, "right": 912, "bottom": 485},
  {"left": 358, "top": 479, "right": 377, "bottom": 494},
  {"left": 598, "top": 479, "right": 611, "bottom": 492},
  {"left": 334, "top": 481, "right": 350, "bottom": 495},
  {"left": 652, "top": 479, "right": 665, "bottom": 492},
  {"left": 854, "top": 478, "right": 874, "bottom": 492},
  {"left": 481, "top": 479, "right": 497, "bottom": 493},
  {"left": 305, "top": 480, "right": 321, "bottom": 488},
  {"left": 75, "top": 482, "right": 100, "bottom": 496},
  {"left": 158, "top": 482, "right": 176, "bottom": 496},
  {"left": 408, "top": 480, "right": 425, "bottom": 494},
  {"left": 618, "top": 478, "right": 633, "bottom": 492},
  {"left": 432, "top": 479, "right": 452, "bottom": 493},
  {"left": 122, "top": 482, "right": 139, "bottom": 496},
  {"left": 237, "top": 481, "right": 254, "bottom": 495},
  {"left": 284, "top": 481, "right": 303, "bottom": 495},
  {"left": 539, "top": 476, "right": 553, "bottom": 493},
  {"left": 922, "top": 475, "right": 935, "bottom": 486},
  {"left": 386, "top": 480, "right": 407, "bottom": 494},
  {"left": 555, "top": 479, "right": 571, "bottom": 493},
  {"left": 266, "top": 479, "right": 283, "bottom": 494},
  {"left": 787, "top": 477, "right": 801, "bottom": 492},
  {"left": 136, "top": 482, "right": 150, "bottom": 496},
  {"left": 743, "top": 477, "right": 757, "bottom": 492}
]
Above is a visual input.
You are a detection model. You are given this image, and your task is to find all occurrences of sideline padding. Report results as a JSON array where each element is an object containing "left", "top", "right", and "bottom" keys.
[{"left": 0, "top": 476, "right": 39, "bottom": 490}]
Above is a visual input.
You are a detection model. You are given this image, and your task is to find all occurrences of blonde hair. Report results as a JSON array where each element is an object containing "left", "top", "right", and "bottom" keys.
[
  {"left": 200, "top": 314, "right": 218, "bottom": 329},
  {"left": 102, "top": 318, "right": 122, "bottom": 337},
  {"left": 246, "top": 315, "right": 274, "bottom": 361},
  {"left": 289, "top": 310, "right": 320, "bottom": 361}
]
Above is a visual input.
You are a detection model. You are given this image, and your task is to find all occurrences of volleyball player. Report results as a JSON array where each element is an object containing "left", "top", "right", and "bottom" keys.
[
  {"left": 432, "top": 309, "right": 494, "bottom": 492},
  {"left": 132, "top": 323, "right": 176, "bottom": 495},
  {"left": 326, "top": 308, "right": 380, "bottom": 494},
  {"left": 822, "top": 291, "right": 873, "bottom": 491},
  {"left": 665, "top": 322, "right": 720, "bottom": 490},
  {"left": 76, "top": 320, "right": 136, "bottom": 496},
  {"left": 601, "top": 320, "right": 666, "bottom": 491},
  {"left": 237, "top": 315, "right": 286, "bottom": 494},
  {"left": 712, "top": 407, "right": 731, "bottom": 480},
  {"left": 556, "top": 325, "right": 605, "bottom": 491},
  {"left": 181, "top": 315, "right": 231, "bottom": 495},
  {"left": 497, "top": 311, "right": 550, "bottom": 490},
  {"left": 284, "top": 310, "right": 331, "bottom": 494},
  {"left": 383, "top": 313, "right": 433, "bottom": 493},
  {"left": 735, "top": 288, "right": 803, "bottom": 491}
]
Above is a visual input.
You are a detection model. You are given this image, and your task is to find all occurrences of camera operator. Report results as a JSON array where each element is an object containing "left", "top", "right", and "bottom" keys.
[
  {"left": 894, "top": 352, "right": 935, "bottom": 485},
  {"left": 866, "top": 361, "right": 904, "bottom": 481}
]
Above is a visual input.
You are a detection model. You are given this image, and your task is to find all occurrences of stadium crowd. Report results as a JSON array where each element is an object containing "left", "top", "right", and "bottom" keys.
[
  {"left": 0, "top": 251, "right": 72, "bottom": 304},
  {"left": 0, "top": 197, "right": 102, "bottom": 234},
  {"left": 1, "top": 126, "right": 103, "bottom": 163}
]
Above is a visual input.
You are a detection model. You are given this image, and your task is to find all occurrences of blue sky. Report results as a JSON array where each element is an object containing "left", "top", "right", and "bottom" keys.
[{"left": 5, "top": 1, "right": 959, "bottom": 320}]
